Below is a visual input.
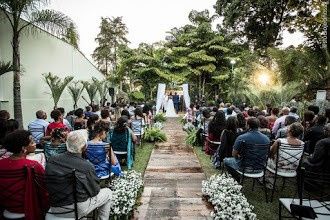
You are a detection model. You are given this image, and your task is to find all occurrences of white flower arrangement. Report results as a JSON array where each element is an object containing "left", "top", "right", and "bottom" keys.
[
  {"left": 110, "top": 170, "right": 144, "bottom": 217},
  {"left": 202, "top": 174, "right": 257, "bottom": 220},
  {"left": 153, "top": 122, "right": 164, "bottom": 130}
]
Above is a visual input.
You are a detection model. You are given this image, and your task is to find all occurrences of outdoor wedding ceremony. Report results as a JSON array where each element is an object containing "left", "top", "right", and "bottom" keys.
[{"left": 0, "top": 0, "right": 330, "bottom": 219}]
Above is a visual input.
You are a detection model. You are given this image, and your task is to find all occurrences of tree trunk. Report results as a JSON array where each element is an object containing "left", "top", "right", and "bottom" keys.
[
  {"left": 202, "top": 74, "right": 206, "bottom": 98},
  {"left": 12, "top": 24, "right": 23, "bottom": 128}
]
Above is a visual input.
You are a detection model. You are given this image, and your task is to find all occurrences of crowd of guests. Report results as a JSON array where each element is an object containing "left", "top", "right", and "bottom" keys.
[
  {"left": 0, "top": 101, "right": 153, "bottom": 220},
  {"left": 185, "top": 102, "right": 330, "bottom": 187}
]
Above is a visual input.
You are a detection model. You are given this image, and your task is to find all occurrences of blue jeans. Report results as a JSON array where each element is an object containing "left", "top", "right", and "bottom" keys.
[{"left": 224, "top": 157, "right": 240, "bottom": 170}]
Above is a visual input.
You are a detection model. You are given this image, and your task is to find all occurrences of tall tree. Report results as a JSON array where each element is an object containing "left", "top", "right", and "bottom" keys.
[
  {"left": 214, "top": 0, "right": 313, "bottom": 51},
  {"left": 92, "top": 16, "right": 129, "bottom": 77},
  {"left": 62, "top": 22, "right": 79, "bottom": 49},
  {"left": 0, "top": 0, "right": 77, "bottom": 126}
]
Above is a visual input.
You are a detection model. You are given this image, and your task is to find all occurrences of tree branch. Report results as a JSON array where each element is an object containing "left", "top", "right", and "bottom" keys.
[{"left": 0, "top": 7, "right": 14, "bottom": 28}]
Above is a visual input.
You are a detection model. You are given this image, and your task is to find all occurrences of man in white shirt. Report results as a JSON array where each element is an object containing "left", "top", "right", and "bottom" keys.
[{"left": 28, "top": 110, "right": 49, "bottom": 147}]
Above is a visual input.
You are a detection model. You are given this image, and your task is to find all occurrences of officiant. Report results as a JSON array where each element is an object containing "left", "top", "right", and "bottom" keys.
[{"left": 173, "top": 92, "right": 180, "bottom": 113}]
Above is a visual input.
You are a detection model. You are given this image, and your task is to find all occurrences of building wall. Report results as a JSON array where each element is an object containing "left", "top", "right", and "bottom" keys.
[{"left": 0, "top": 13, "right": 104, "bottom": 128}]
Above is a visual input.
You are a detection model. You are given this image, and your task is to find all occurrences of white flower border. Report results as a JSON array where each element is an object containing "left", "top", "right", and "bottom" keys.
[
  {"left": 110, "top": 170, "right": 143, "bottom": 216},
  {"left": 202, "top": 174, "right": 257, "bottom": 220}
]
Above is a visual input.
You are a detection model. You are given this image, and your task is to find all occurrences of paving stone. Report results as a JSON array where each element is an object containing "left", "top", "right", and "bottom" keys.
[{"left": 133, "top": 118, "right": 211, "bottom": 219}]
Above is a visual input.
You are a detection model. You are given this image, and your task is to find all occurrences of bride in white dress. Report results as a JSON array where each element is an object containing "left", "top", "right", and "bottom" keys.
[{"left": 165, "top": 94, "right": 178, "bottom": 117}]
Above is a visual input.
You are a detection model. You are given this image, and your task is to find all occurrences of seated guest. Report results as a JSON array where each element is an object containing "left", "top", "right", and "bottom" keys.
[
  {"left": 121, "top": 109, "right": 132, "bottom": 125},
  {"left": 200, "top": 108, "right": 212, "bottom": 134},
  {"left": 275, "top": 115, "right": 297, "bottom": 139},
  {"left": 57, "top": 107, "right": 72, "bottom": 131},
  {"left": 142, "top": 104, "right": 153, "bottom": 127},
  {"left": 266, "top": 107, "right": 279, "bottom": 130},
  {"left": 46, "top": 130, "right": 112, "bottom": 220},
  {"left": 46, "top": 109, "right": 68, "bottom": 136},
  {"left": 205, "top": 111, "right": 226, "bottom": 155},
  {"left": 43, "top": 128, "right": 67, "bottom": 160},
  {"left": 0, "top": 130, "right": 48, "bottom": 220},
  {"left": 4, "top": 119, "right": 19, "bottom": 135},
  {"left": 289, "top": 106, "right": 299, "bottom": 120},
  {"left": 110, "top": 116, "right": 137, "bottom": 168},
  {"left": 257, "top": 115, "right": 272, "bottom": 139},
  {"left": 87, "top": 121, "right": 122, "bottom": 178},
  {"left": 303, "top": 123, "right": 330, "bottom": 173},
  {"left": 272, "top": 107, "right": 290, "bottom": 136},
  {"left": 28, "top": 110, "right": 49, "bottom": 147},
  {"left": 87, "top": 114, "right": 100, "bottom": 138},
  {"left": 304, "top": 115, "right": 327, "bottom": 154},
  {"left": 236, "top": 112, "right": 246, "bottom": 134},
  {"left": 101, "top": 109, "right": 111, "bottom": 124},
  {"left": 131, "top": 108, "right": 146, "bottom": 137},
  {"left": 73, "top": 108, "right": 87, "bottom": 130},
  {"left": 302, "top": 110, "right": 315, "bottom": 130},
  {"left": 224, "top": 117, "right": 270, "bottom": 173},
  {"left": 0, "top": 110, "right": 10, "bottom": 145},
  {"left": 267, "top": 122, "right": 304, "bottom": 174},
  {"left": 217, "top": 116, "right": 239, "bottom": 162},
  {"left": 84, "top": 106, "right": 94, "bottom": 119}
]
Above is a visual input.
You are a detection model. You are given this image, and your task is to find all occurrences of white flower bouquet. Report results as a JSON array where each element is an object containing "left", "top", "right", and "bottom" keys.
[
  {"left": 110, "top": 170, "right": 144, "bottom": 218},
  {"left": 202, "top": 174, "right": 257, "bottom": 220}
]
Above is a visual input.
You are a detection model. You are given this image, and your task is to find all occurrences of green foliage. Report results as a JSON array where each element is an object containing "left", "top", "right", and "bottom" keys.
[
  {"left": 43, "top": 72, "right": 74, "bottom": 109},
  {"left": 92, "top": 16, "right": 129, "bottom": 75},
  {"left": 92, "top": 77, "right": 109, "bottom": 104},
  {"left": 81, "top": 81, "right": 98, "bottom": 104},
  {"left": 153, "top": 113, "right": 166, "bottom": 123},
  {"left": 185, "top": 129, "right": 198, "bottom": 146},
  {"left": 143, "top": 127, "right": 167, "bottom": 142},
  {"left": 67, "top": 81, "right": 84, "bottom": 109},
  {"left": 214, "top": 0, "right": 314, "bottom": 50},
  {"left": 129, "top": 91, "right": 145, "bottom": 102},
  {"left": 0, "top": 61, "right": 12, "bottom": 76}
]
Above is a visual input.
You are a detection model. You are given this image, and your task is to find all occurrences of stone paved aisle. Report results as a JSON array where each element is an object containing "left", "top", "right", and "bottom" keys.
[{"left": 134, "top": 118, "right": 212, "bottom": 220}]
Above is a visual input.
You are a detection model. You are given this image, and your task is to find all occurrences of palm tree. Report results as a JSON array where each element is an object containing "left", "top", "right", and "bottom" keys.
[
  {"left": 0, "top": 0, "right": 77, "bottom": 126},
  {"left": 92, "top": 77, "right": 108, "bottom": 106},
  {"left": 67, "top": 81, "right": 84, "bottom": 110},
  {"left": 43, "top": 72, "right": 73, "bottom": 109},
  {"left": 81, "top": 81, "right": 98, "bottom": 105}
]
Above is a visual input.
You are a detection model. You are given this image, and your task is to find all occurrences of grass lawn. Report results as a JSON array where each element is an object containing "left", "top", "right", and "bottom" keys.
[
  {"left": 194, "top": 146, "right": 296, "bottom": 220},
  {"left": 124, "top": 143, "right": 154, "bottom": 174}
]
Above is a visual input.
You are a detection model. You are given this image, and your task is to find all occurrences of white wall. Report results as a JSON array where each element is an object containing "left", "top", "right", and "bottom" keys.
[{"left": 0, "top": 12, "right": 104, "bottom": 128}]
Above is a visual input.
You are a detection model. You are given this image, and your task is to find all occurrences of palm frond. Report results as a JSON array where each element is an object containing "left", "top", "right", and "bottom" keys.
[
  {"left": 43, "top": 72, "right": 74, "bottom": 108},
  {"left": 0, "top": 61, "right": 13, "bottom": 76},
  {"left": 68, "top": 81, "right": 84, "bottom": 109},
  {"left": 81, "top": 80, "right": 98, "bottom": 103},
  {"left": 26, "top": 9, "right": 76, "bottom": 36}
]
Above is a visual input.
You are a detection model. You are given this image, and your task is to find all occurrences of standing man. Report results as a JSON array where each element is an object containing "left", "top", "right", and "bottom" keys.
[{"left": 173, "top": 92, "right": 180, "bottom": 113}]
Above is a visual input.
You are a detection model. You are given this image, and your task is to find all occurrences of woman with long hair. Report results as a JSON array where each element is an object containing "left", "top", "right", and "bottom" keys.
[
  {"left": 205, "top": 110, "right": 226, "bottom": 155},
  {"left": 217, "top": 116, "right": 239, "bottom": 162}
]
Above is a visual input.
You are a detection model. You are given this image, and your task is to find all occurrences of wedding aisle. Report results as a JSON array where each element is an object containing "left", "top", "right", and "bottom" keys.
[{"left": 134, "top": 118, "right": 212, "bottom": 219}]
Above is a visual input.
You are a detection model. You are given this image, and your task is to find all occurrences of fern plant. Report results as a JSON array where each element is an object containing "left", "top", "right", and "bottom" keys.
[
  {"left": 143, "top": 127, "right": 167, "bottom": 142},
  {"left": 154, "top": 113, "right": 166, "bottom": 123},
  {"left": 185, "top": 129, "right": 198, "bottom": 147}
]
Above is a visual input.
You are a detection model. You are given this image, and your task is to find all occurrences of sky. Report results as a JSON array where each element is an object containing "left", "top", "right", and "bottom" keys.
[{"left": 48, "top": 0, "right": 305, "bottom": 61}]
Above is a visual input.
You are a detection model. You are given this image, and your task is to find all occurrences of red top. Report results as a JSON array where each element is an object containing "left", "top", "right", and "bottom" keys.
[
  {"left": 46, "top": 121, "right": 67, "bottom": 136},
  {"left": 0, "top": 158, "right": 49, "bottom": 220}
]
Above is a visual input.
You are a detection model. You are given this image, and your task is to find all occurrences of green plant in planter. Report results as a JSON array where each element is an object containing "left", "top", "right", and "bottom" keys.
[
  {"left": 154, "top": 113, "right": 166, "bottom": 123},
  {"left": 143, "top": 127, "right": 167, "bottom": 142},
  {"left": 185, "top": 128, "right": 198, "bottom": 146}
]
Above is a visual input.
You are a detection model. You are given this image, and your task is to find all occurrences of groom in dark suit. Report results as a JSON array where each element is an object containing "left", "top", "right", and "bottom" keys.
[{"left": 173, "top": 92, "right": 180, "bottom": 113}]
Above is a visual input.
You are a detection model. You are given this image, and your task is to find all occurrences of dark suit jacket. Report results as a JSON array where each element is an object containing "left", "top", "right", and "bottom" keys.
[{"left": 173, "top": 95, "right": 180, "bottom": 104}]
